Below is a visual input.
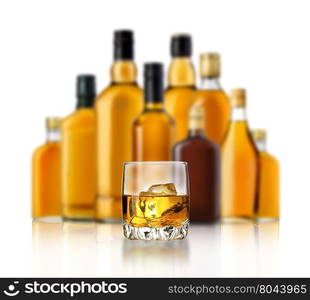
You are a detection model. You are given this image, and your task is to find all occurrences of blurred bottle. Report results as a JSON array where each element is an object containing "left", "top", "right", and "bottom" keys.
[
  {"left": 221, "top": 89, "right": 259, "bottom": 221},
  {"left": 61, "top": 75, "right": 97, "bottom": 221},
  {"left": 95, "top": 30, "right": 143, "bottom": 221},
  {"left": 32, "top": 117, "right": 62, "bottom": 220},
  {"left": 133, "top": 63, "right": 175, "bottom": 161},
  {"left": 164, "top": 34, "right": 196, "bottom": 142},
  {"left": 194, "top": 53, "right": 230, "bottom": 144},
  {"left": 252, "top": 129, "right": 280, "bottom": 220},
  {"left": 173, "top": 106, "right": 220, "bottom": 222}
]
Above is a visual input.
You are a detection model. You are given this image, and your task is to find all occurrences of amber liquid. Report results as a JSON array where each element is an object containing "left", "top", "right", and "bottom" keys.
[
  {"left": 96, "top": 61, "right": 143, "bottom": 220},
  {"left": 194, "top": 89, "right": 230, "bottom": 144},
  {"left": 257, "top": 151, "right": 280, "bottom": 219},
  {"left": 133, "top": 103, "right": 175, "bottom": 161},
  {"left": 173, "top": 130, "right": 220, "bottom": 222},
  {"left": 221, "top": 120, "right": 259, "bottom": 220},
  {"left": 164, "top": 58, "right": 196, "bottom": 142},
  {"left": 61, "top": 108, "right": 96, "bottom": 220},
  {"left": 32, "top": 140, "right": 61, "bottom": 219},
  {"left": 122, "top": 194, "right": 189, "bottom": 228}
]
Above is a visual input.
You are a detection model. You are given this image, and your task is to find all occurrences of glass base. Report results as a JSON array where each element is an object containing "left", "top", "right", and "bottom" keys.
[{"left": 123, "top": 221, "right": 189, "bottom": 241}]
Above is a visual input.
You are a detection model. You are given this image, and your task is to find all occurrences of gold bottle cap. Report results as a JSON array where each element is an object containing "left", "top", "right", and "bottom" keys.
[
  {"left": 189, "top": 105, "right": 205, "bottom": 129},
  {"left": 231, "top": 88, "right": 246, "bottom": 107},
  {"left": 252, "top": 129, "right": 267, "bottom": 140},
  {"left": 46, "top": 117, "right": 62, "bottom": 129},
  {"left": 200, "top": 52, "right": 220, "bottom": 78}
]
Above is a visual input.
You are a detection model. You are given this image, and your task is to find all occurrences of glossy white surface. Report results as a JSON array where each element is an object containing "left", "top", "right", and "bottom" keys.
[{"left": 0, "top": 220, "right": 306, "bottom": 277}]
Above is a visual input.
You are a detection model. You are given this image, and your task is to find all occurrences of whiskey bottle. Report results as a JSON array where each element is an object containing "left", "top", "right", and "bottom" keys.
[
  {"left": 173, "top": 106, "right": 220, "bottom": 222},
  {"left": 221, "top": 89, "right": 259, "bottom": 221},
  {"left": 194, "top": 53, "right": 230, "bottom": 144},
  {"left": 32, "top": 117, "right": 62, "bottom": 220},
  {"left": 252, "top": 129, "right": 280, "bottom": 220},
  {"left": 164, "top": 34, "right": 196, "bottom": 142},
  {"left": 95, "top": 30, "right": 143, "bottom": 221},
  {"left": 133, "top": 63, "right": 175, "bottom": 161},
  {"left": 61, "top": 75, "right": 97, "bottom": 221}
]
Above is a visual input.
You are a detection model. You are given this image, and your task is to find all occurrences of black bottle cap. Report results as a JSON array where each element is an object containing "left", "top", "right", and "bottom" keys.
[
  {"left": 114, "top": 30, "right": 134, "bottom": 60},
  {"left": 76, "top": 75, "right": 96, "bottom": 109},
  {"left": 171, "top": 34, "right": 192, "bottom": 57},
  {"left": 144, "top": 63, "right": 164, "bottom": 103}
]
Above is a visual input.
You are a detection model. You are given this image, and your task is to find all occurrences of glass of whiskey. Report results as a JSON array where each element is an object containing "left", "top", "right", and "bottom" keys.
[{"left": 122, "top": 161, "right": 190, "bottom": 240}]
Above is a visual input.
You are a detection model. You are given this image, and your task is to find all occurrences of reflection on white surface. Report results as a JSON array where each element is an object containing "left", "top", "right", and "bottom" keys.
[
  {"left": 32, "top": 221, "right": 63, "bottom": 276},
  {"left": 122, "top": 239, "right": 189, "bottom": 277},
  {"left": 255, "top": 222, "right": 280, "bottom": 276},
  {"left": 31, "top": 221, "right": 280, "bottom": 277},
  {"left": 221, "top": 222, "right": 257, "bottom": 276}
]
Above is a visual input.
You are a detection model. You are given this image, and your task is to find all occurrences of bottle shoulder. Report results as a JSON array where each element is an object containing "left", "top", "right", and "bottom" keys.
[
  {"left": 174, "top": 135, "right": 219, "bottom": 151},
  {"left": 134, "top": 109, "right": 175, "bottom": 126},
  {"left": 62, "top": 108, "right": 95, "bottom": 129},
  {"left": 222, "top": 123, "right": 258, "bottom": 152},
  {"left": 96, "top": 83, "right": 142, "bottom": 102},
  {"left": 32, "top": 142, "right": 60, "bottom": 160},
  {"left": 195, "top": 89, "right": 229, "bottom": 104},
  {"left": 260, "top": 151, "right": 279, "bottom": 166}
]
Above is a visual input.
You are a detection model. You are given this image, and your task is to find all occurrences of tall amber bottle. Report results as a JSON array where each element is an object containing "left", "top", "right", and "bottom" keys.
[
  {"left": 221, "top": 89, "right": 259, "bottom": 221},
  {"left": 96, "top": 30, "right": 143, "bottom": 221},
  {"left": 32, "top": 117, "right": 62, "bottom": 220},
  {"left": 173, "top": 106, "right": 220, "bottom": 222},
  {"left": 61, "top": 75, "right": 97, "bottom": 221},
  {"left": 133, "top": 63, "right": 175, "bottom": 161},
  {"left": 252, "top": 129, "right": 280, "bottom": 220},
  {"left": 164, "top": 34, "right": 196, "bottom": 142},
  {"left": 194, "top": 53, "right": 230, "bottom": 144}
]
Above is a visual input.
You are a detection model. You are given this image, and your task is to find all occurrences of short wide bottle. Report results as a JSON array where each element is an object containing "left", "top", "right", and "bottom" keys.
[
  {"left": 32, "top": 117, "right": 62, "bottom": 220},
  {"left": 61, "top": 75, "right": 97, "bottom": 221},
  {"left": 173, "top": 106, "right": 220, "bottom": 222},
  {"left": 252, "top": 130, "right": 280, "bottom": 220},
  {"left": 133, "top": 63, "right": 175, "bottom": 161},
  {"left": 221, "top": 89, "right": 259, "bottom": 221}
]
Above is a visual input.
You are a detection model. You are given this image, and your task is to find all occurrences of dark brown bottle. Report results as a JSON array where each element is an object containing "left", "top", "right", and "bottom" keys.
[{"left": 173, "top": 105, "right": 220, "bottom": 222}]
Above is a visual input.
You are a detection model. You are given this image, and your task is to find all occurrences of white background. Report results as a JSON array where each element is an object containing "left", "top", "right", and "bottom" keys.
[{"left": 0, "top": 0, "right": 309, "bottom": 277}]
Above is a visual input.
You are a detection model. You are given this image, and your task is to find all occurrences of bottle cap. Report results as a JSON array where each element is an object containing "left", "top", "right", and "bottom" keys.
[
  {"left": 252, "top": 129, "right": 267, "bottom": 140},
  {"left": 76, "top": 75, "right": 96, "bottom": 108},
  {"left": 46, "top": 117, "right": 62, "bottom": 130},
  {"left": 189, "top": 105, "right": 205, "bottom": 130},
  {"left": 171, "top": 34, "right": 192, "bottom": 57},
  {"left": 231, "top": 88, "right": 246, "bottom": 107},
  {"left": 189, "top": 105, "right": 204, "bottom": 119},
  {"left": 200, "top": 52, "right": 220, "bottom": 78},
  {"left": 114, "top": 30, "right": 134, "bottom": 60},
  {"left": 144, "top": 63, "right": 164, "bottom": 103}
]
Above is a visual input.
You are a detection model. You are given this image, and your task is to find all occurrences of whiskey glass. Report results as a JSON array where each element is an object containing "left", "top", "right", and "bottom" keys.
[{"left": 122, "top": 161, "right": 189, "bottom": 240}]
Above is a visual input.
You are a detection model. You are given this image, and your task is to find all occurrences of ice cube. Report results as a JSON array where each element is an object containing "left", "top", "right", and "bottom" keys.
[{"left": 139, "top": 183, "right": 177, "bottom": 196}]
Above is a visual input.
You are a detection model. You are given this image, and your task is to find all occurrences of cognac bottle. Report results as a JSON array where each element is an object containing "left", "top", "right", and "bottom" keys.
[{"left": 173, "top": 106, "right": 220, "bottom": 222}]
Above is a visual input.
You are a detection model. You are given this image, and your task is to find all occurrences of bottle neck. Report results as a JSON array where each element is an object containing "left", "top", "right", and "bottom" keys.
[
  {"left": 231, "top": 106, "right": 247, "bottom": 122},
  {"left": 254, "top": 139, "right": 267, "bottom": 152},
  {"left": 200, "top": 77, "right": 222, "bottom": 90},
  {"left": 188, "top": 114, "right": 205, "bottom": 137},
  {"left": 47, "top": 128, "right": 60, "bottom": 142},
  {"left": 111, "top": 60, "right": 137, "bottom": 84},
  {"left": 168, "top": 57, "right": 195, "bottom": 87}
]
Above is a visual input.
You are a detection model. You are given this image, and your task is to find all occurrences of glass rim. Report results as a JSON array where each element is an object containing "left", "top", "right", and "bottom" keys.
[{"left": 124, "top": 161, "right": 188, "bottom": 166}]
